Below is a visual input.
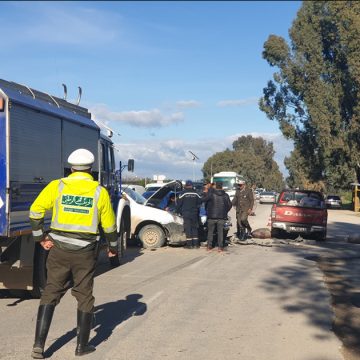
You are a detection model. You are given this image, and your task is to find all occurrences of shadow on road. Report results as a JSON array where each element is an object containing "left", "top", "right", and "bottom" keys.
[
  {"left": 45, "top": 293, "right": 147, "bottom": 357},
  {"left": 260, "top": 240, "right": 360, "bottom": 359}
]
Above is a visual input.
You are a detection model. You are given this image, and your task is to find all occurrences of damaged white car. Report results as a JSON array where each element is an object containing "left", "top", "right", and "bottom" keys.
[{"left": 121, "top": 181, "right": 187, "bottom": 249}]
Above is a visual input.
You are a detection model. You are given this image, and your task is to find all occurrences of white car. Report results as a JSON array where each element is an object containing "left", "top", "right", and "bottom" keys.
[{"left": 121, "top": 181, "right": 187, "bottom": 248}]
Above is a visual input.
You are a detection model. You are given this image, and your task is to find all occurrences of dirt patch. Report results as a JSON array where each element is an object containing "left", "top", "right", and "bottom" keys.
[{"left": 319, "top": 256, "right": 360, "bottom": 360}]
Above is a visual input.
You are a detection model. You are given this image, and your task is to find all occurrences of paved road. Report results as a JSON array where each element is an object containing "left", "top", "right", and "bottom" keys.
[{"left": 0, "top": 202, "right": 348, "bottom": 360}]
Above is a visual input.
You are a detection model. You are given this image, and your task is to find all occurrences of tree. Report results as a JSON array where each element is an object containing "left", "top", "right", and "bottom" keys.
[
  {"left": 202, "top": 135, "right": 285, "bottom": 190},
  {"left": 260, "top": 1, "right": 360, "bottom": 191}
]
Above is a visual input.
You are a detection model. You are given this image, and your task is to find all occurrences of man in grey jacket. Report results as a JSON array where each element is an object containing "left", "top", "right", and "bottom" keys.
[
  {"left": 203, "top": 182, "right": 232, "bottom": 252},
  {"left": 232, "top": 179, "right": 254, "bottom": 240}
]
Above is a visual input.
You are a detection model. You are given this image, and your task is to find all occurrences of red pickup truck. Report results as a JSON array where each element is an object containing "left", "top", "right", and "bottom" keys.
[{"left": 270, "top": 189, "right": 327, "bottom": 241}]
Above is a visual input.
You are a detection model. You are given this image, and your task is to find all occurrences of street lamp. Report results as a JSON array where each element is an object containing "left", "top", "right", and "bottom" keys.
[{"left": 189, "top": 151, "right": 199, "bottom": 182}]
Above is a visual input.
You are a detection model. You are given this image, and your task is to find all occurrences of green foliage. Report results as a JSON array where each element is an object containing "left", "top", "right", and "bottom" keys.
[
  {"left": 260, "top": 1, "right": 360, "bottom": 191},
  {"left": 202, "top": 135, "right": 285, "bottom": 191}
]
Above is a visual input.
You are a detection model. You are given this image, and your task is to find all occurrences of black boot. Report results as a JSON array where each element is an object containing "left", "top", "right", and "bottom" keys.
[
  {"left": 31, "top": 304, "right": 55, "bottom": 359},
  {"left": 193, "top": 239, "right": 200, "bottom": 249},
  {"left": 239, "top": 229, "right": 246, "bottom": 241},
  {"left": 75, "top": 310, "right": 96, "bottom": 356}
]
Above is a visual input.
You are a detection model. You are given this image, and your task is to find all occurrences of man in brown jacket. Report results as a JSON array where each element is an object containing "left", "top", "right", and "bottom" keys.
[{"left": 232, "top": 180, "right": 254, "bottom": 240}]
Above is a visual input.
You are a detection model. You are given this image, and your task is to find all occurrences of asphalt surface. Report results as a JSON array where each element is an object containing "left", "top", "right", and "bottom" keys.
[{"left": 0, "top": 203, "right": 359, "bottom": 360}]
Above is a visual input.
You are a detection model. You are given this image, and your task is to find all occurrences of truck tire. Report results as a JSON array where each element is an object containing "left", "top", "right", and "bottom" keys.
[
  {"left": 109, "top": 218, "right": 126, "bottom": 268},
  {"left": 139, "top": 225, "right": 166, "bottom": 249},
  {"left": 31, "top": 243, "right": 48, "bottom": 298}
]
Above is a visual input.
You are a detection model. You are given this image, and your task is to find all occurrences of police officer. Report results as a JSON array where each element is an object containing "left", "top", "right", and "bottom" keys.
[
  {"left": 177, "top": 180, "right": 202, "bottom": 249},
  {"left": 232, "top": 179, "right": 254, "bottom": 240},
  {"left": 29, "top": 148, "right": 118, "bottom": 359}
]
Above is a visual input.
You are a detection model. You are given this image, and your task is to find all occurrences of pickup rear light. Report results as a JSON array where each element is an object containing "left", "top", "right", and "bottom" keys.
[
  {"left": 271, "top": 204, "right": 277, "bottom": 218},
  {"left": 0, "top": 98, "right": 4, "bottom": 112}
]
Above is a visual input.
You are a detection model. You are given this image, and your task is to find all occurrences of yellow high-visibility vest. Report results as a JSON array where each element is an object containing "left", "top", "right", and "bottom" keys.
[{"left": 30, "top": 172, "right": 116, "bottom": 235}]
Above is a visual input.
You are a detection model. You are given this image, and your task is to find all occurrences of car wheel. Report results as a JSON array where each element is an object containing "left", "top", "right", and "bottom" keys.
[{"left": 139, "top": 224, "right": 166, "bottom": 249}]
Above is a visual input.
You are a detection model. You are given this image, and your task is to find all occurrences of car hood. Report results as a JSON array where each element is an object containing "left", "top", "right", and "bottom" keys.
[{"left": 145, "top": 180, "right": 183, "bottom": 208}]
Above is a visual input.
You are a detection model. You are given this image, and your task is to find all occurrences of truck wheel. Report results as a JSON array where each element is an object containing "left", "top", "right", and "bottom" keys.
[
  {"left": 109, "top": 218, "right": 126, "bottom": 268},
  {"left": 139, "top": 225, "right": 166, "bottom": 249},
  {"left": 31, "top": 243, "right": 48, "bottom": 298}
]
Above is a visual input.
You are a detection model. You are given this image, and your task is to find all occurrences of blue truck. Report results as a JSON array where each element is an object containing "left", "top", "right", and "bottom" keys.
[{"left": 0, "top": 79, "right": 131, "bottom": 296}]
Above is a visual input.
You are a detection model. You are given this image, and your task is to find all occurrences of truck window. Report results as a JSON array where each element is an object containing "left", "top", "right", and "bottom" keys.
[{"left": 101, "top": 143, "right": 106, "bottom": 171}]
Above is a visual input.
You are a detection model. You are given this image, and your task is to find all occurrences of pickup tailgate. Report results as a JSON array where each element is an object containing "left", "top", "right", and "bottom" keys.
[{"left": 273, "top": 205, "right": 326, "bottom": 225}]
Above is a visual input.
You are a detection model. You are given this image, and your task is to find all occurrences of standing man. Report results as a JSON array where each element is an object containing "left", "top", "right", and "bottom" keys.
[
  {"left": 232, "top": 179, "right": 254, "bottom": 240},
  {"left": 177, "top": 180, "right": 202, "bottom": 249},
  {"left": 29, "top": 148, "right": 118, "bottom": 359},
  {"left": 203, "top": 182, "right": 232, "bottom": 252}
]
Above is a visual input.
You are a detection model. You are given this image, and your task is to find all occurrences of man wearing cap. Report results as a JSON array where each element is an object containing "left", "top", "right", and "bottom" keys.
[
  {"left": 232, "top": 179, "right": 254, "bottom": 241},
  {"left": 29, "top": 148, "right": 118, "bottom": 358},
  {"left": 177, "top": 180, "right": 202, "bottom": 249}
]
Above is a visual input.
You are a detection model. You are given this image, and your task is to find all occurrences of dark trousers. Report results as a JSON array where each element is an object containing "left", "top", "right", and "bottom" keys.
[
  {"left": 183, "top": 216, "right": 199, "bottom": 239},
  {"left": 40, "top": 246, "right": 97, "bottom": 313},
  {"left": 207, "top": 219, "right": 225, "bottom": 248},
  {"left": 236, "top": 210, "right": 252, "bottom": 232}
]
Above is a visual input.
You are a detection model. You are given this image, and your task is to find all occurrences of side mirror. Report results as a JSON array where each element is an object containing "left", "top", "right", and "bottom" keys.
[{"left": 128, "top": 159, "right": 134, "bottom": 172}]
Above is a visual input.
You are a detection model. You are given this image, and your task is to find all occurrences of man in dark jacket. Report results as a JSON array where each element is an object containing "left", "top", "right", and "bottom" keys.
[
  {"left": 203, "top": 182, "right": 232, "bottom": 252},
  {"left": 177, "top": 180, "right": 202, "bottom": 249},
  {"left": 232, "top": 179, "right": 254, "bottom": 240}
]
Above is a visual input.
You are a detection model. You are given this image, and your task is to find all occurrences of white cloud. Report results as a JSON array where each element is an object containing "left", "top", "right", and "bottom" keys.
[
  {"left": 114, "top": 133, "right": 293, "bottom": 181},
  {"left": 176, "top": 100, "right": 202, "bottom": 109},
  {"left": 2, "top": 3, "right": 119, "bottom": 46},
  {"left": 91, "top": 104, "right": 184, "bottom": 128},
  {"left": 217, "top": 97, "right": 259, "bottom": 107}
]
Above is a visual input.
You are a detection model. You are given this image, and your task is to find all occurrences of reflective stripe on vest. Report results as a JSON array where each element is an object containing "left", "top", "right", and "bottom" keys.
[
  {"left": 51, "top": 181, "right": 102, "bottom": 233},
  {"left": 50, "top": 233, "right": 100, "bottom": 247},
  {"left": 29, "top": 211, "right": 44, "bottom": 219}
]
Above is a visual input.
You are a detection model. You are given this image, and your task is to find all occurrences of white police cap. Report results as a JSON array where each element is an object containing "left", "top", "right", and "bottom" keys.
[
  {"left": 237, "top": 179, "right": 245, "bottom": 184},
  {"left": 68, "top": 149, "right": 94, "bottom": 170}
]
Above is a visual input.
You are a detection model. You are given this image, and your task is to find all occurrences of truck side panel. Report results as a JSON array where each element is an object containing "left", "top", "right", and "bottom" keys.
[
  {"left": 0, "top": 94, "right": 6, "bottom": 236},
  {"left": 10, "top": 103, "right": 62, "bottom": 183},
  {"left": 63, "top": 121, "right": 99, "bottom": 173}
]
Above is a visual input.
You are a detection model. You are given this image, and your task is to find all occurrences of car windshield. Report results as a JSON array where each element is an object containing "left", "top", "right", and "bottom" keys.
[
  {"left": 279, "top": 191, "right": 324, "bottom": 208},
  {"left": 123, "top": 187, "right": 146, "bottom": 204}
]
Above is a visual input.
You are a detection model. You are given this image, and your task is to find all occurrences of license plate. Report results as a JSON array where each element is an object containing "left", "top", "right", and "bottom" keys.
[{"left": 289, "top": 226, "right": 307, "bottom": 232}]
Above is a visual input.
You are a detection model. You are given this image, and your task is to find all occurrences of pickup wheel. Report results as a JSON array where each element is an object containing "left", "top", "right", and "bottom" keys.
[
  {"left": 313, "top": 231, "right": 327, "bottom": 241},
  {"left": 109, "top": 218, "right": 126, "bottom": 268},
  {"left": 139, "top": 225, "right": 166, "bottom": 249},
  {"left": 271, "top": 228, "right": 281, "bottom": 239}
]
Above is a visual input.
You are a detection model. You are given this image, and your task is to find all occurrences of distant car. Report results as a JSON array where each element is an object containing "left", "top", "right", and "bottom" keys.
[
  {"left": 254, "top": 190, "right": 261, "bottom": 200},
  {"left": 259, "top": 191, "right": 277, "bottom": 204},
  {"left": 325, "top": 195, "right": 342, "bottom": 209}
]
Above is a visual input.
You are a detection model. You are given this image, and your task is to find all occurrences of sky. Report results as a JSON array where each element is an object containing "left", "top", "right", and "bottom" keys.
[{"left": 1, "top": 1, "right": 301, "bottom": 181}]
